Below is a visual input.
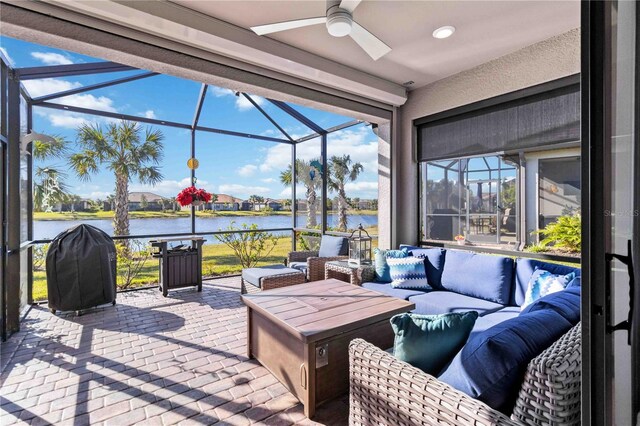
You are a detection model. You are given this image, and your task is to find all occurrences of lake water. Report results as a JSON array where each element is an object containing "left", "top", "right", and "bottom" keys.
[{"left": 34, "top": 214, "right": 378, "bottom": 243}]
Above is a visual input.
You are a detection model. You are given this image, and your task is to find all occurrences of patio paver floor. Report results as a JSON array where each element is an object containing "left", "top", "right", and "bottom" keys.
[{"left": 0, "top": 277, "right": 349, "bottom": 426}]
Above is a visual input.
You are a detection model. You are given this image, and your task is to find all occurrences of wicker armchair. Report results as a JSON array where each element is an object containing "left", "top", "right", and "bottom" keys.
[
  {"left": 287, "top": 250, "right": 348, "bottom": 282},
  {"left": 349, "top": 323, "right": 581, "bottom": 426}
]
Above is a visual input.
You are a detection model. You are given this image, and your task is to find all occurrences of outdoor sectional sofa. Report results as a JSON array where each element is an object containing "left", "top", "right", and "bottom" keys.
[{"left": 350, "top": 247, "right": 582, "bottom": 425}]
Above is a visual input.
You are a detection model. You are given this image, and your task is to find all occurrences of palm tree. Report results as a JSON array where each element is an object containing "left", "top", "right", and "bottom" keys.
[
  {"left": 169, "top": 196, "right": 177, "bottom": 212},
  {"left": 32, "top": 135, "right": 70, "bottom": 212},
  {"left": 280, "top": 158, "right": 321, "bottom": 228},
  {"left": 106, "top": 194, "right": 115, "bottom": 211},
  {"left": 70, "top": 121, "right": 164, "bottom": 237},
  {"left": 248, "top": 194, "right": 264, "bottom": 211},
  {"left": 328, "top": 155, "right": 363, "bottom": 232}
]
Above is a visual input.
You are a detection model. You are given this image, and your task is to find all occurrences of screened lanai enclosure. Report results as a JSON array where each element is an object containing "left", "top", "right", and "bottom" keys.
[{"left": 0, "top": 43, "right": 381, "bottom": 339}]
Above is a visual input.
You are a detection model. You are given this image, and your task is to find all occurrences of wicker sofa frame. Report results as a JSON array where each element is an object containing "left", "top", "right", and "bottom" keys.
[
  {"left": 287, "top": 250, "right": 348, "bottom": 282},
  {"left": 349, "top": 323, "right": 582, "bottom": 426}
]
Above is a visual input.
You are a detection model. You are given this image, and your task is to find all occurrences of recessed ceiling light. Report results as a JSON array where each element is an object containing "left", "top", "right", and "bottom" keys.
[{"left": 433, "top": 26, "right": 456, "bottom": 39}]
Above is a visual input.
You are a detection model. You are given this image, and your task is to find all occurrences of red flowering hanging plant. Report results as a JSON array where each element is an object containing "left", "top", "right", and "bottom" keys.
[{"left": 176, "top": 186, "right": 213, "bottom": 207}]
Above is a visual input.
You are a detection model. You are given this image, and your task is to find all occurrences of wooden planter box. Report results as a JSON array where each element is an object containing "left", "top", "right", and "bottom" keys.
[{"left": 151, "top": 237, "right": 204, "bottom": 296}]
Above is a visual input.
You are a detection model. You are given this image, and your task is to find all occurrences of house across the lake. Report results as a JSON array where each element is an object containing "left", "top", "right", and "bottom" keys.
[{"left": 128, "top": 192, "right": 164, "bottom": 211}]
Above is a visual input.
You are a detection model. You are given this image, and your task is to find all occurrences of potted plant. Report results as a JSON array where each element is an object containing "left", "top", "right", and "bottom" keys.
[
  {"left": 454, "top": 234, "right": 466, "bottom": 245},
  {"left": 176, "top": 186, "right": 213, "bottom": 207}
]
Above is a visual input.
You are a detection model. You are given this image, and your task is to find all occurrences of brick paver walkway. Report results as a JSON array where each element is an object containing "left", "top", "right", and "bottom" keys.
[{"left": 0, "top": 277, "right": 348, "bottom": 425}]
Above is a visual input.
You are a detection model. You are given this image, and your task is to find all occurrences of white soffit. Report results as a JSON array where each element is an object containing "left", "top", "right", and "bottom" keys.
[{"left": 38, "top": 0, "right": 408, "bottom": 107}]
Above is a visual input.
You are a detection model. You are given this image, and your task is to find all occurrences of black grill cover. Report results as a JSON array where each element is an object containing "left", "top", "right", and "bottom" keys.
[{"left": 46, "top": 224, "right": 117, "bottom": 311}]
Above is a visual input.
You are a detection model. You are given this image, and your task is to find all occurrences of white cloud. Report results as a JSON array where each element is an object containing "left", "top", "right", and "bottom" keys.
[
  {"left": 0, "top": 47, "right": 15, "bottom": 66},
  {"left": 143, "top": 110, "right": 156, "bottom": 119},
  {"left": 218, "top": 184, "right": 270, "bottom": 197},
  {"left": 31, "top": 52, "right": 73, "bottom": 65},
  {"left": 261, "top": 178, "right": 276, "bottom": 183},
  {"left": 345, "top": 181, "right": 378, "bottom": 191},
  {"left": 129, "top": 177, "right": 209, "bottom": 197},
  {"left": 87, "top": 191, "right": 112, "bottom": 200},
  {"left": 26, "top": 78, "right": 118, "bottom": 128},
  {"left": 237, "top": 164, "right": 258, "bottom": 177},
  {"left": 208, "top": 85, "right": 265, "bottom": 112}
]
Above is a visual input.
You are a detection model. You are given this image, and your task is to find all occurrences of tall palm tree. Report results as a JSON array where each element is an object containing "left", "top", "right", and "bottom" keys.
[
  {"left": 32, "top": 135, "right": 70, "bottom": 212},
  {"left": 280, "top": 158, "right": 321, "bottom": 228},
  {"left": 70, "top": 121, "right": 164, "bottom": 237},
  {"left": 328, "top": 155, "right": 363, "bottom": 232}
]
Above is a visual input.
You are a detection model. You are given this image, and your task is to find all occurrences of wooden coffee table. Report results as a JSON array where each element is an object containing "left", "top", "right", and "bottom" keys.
[{"left": 241, "top": 279, "right": 414, "bottom": 418}]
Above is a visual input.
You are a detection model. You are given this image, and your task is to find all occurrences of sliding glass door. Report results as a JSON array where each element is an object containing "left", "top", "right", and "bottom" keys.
[{"left": 583, "top": 1, "right": 639, "bottom": 424}]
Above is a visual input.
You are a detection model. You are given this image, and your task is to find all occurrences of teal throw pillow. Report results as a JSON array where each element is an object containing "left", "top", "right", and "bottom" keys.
[
  {"left": 390, "top": 311, "right": 478, "bottom": 374},
  {"left": 374, "top": 248, "right": 409, "bottom": 282},
  {"left": 522, "top": 269, "right": 576, "bottom": 310},
  {"left": 387, "top": 256, "right": 430, "bottom": 289}
]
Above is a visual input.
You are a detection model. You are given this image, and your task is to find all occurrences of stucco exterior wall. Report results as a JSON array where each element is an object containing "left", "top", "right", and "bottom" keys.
[{"left": 393, "top": 28, "right": 581, "bottom": 246}]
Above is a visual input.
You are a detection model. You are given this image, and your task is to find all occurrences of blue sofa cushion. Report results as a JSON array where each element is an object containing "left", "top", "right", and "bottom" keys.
[
  {"left": 374, "top": 248, "right": 409, "bottom": 283},
  {"left": 438, "top": 309, "right": 573, "bottom": 413},
  {"left": 318, "top": 235, "right": 348, "bottom": 257},
  {"left": 288, "top": 261, "right": 308, "bottom": 276},
  {"left": 242, "top": 265, "right": 304, "bottom": 288},
  {"left": 362, "top": 282, "right": 426, "bottom": 300},
  {"left": 440, "top": 250, "right": 514, "bottom": 305},
  {"left": 567, "top": 275, "right": 581, "bottom": 288},
  {"left": 470, "top": 306, "right": 520, "bottom": 336},
  {"left": 513, "top": 259, "right": 580, "bottom": 306},
  {"left": 388, "top": 257, "right": 430, "bottom": 290},
  {"left": 391, "top": 312, "right": 478, "bottom": 375},
  {"left": 407, "top": 248, "right": 446, "bottom": 289},
  {"left": 408, "top": 291, "right": 504, "bottom": 317},
  {"left": 521, "top": 286, "right": 581, "bottom": 324},
  {"left": 521, "top": 269, "right": 576, "bottom": 309}
]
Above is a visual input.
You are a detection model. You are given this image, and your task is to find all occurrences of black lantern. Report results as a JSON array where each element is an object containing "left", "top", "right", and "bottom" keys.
[{"left": 348, "top": 224, "right": 372, "bottom": 265}]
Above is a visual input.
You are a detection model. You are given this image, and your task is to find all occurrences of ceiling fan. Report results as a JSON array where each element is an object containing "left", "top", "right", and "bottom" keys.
[{"left": 250, "top": 0, "right": 391, "bottom": 61}]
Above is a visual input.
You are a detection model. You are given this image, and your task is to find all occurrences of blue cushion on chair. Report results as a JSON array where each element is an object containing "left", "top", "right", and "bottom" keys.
[
  {"left": 438, "top": 309, "right": 573, "bottom": 413},
  {"left": 520, "top": 286, "right": 581, "bottom": 324},
  {"left": 288, "top": 261, "right": 308, "bottom": 276},
  {"left": 390, "top": 312, "right": 478, "bottom": 375},
  {"left": 407, "top": 248, "right": 446, "bottom": 289},
  {"left": 513, "top": 259, "right": 580, "bottom": 306},
  {"left": 440, "top": 250, "right": 514, "bottom": 305},
  {"left": 362, "top": 282, "right": 427, "bottom": 300},
  {"left": 318, "top": 235, "right": 348, "bottom": 257},
  {"left": 374, "top": 248, "right": 409, "bottom": 282},
  {"left": 409, "top": 291, "right": 504, "bottom": 317}
]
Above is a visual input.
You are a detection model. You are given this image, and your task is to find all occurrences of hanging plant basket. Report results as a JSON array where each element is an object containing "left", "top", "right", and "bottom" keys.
[{"left": 176, "top": 186, "right": 212, "bottom": 207}]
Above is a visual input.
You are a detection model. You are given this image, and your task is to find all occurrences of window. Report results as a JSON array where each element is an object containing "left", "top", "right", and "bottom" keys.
[
  {"left": 538, "top": 156, "right": 581, "bottom": 229},
  {"left": 420, "top": 155, "right": 519, "bottom": 247}
]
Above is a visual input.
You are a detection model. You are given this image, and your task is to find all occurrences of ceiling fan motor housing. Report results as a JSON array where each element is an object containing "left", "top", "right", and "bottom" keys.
[{"left": 326, "top": 5, "right": 352, "bottom": 37}]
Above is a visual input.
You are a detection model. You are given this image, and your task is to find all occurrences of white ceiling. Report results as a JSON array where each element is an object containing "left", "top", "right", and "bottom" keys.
[{"left": 171, "top": 0, "right": 580, "bottom": 89}]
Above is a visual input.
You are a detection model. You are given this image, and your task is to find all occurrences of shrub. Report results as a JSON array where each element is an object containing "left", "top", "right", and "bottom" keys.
[
  {"left": 535, "top": 214, "right": 581, "bottom": 253},
  {"left": 214, "top": 222, "right": 278, "bottom": 269},
  {"left": 116, "top": 240, "right": 152, "bottom": 289}
]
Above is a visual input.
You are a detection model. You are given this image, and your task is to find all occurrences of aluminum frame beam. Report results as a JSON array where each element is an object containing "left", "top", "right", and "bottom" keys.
[
  {"left": 267, "top": 98, "right": 326, "bottom": 135},
  {"left": 31, "top": 71, "right": 159, "bottom": 103},
  {"left": 295, "top": 119, "right": 363, "bottom": 143},
  {"left": 15, "top": 61, "right": 137, "bottom": 80},
  {"left": 192, "top": 84, "right": 208, "bottom": 129},
  {"left": 241, "top": 93, "right": 294, "bottom": 142},
  {"left": 35, "top": 101, "right": 292, "bottom": 144}
]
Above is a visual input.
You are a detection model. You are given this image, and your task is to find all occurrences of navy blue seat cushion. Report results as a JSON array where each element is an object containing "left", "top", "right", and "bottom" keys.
[
  {"left": 288, "top": 261, "right": 308, "bottom": 276},
  {"left": 406, "top": 248, "right": 446, "bottom": 289},
  {"left": 362, "top": 282, "right": 426, "bottom": 300},
  {"left": 440, "top": 250, "right": 514, "bottom": 305},
  {"left": 242, "top": 265, "right": 304, "bottom": 288},
  {"left": 408, "top": 291, "right": 504, "bottom": 317},
  {"left": 470, "top": 306, "right": 520, "bottom": 336},
  {"left": 438, "top": 309, "right": 573, "bottom": 414},
  {"left": 567, "top": 275, "right": 581, "bottom": 288},
  {"left": 513, "top": 259, "right": 580, "bottom": 306},
  {"left": 318, "top": 235, "right": 348, "bottom": 257},
  {"left": 520, "top": 286, "right": 581, "bottom": 324}
]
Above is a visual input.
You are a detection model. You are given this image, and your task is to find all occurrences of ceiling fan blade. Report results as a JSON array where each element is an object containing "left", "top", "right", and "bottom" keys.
[
  {"left": 251, "top": 17, "right": 326, "bottom": 35},
  {"left": 339, "top": 0, "right": 362, "bottom": 13},
  {"left": 349, "top": 21, "right": 391, "bottom": 60}
]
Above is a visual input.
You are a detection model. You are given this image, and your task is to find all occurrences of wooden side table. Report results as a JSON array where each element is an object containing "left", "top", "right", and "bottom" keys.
[{"left": 324, "top": 260, "right": 375, "bottom": 286}]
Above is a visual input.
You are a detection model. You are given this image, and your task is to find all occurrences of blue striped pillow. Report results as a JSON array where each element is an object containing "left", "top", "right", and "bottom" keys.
[{"left": 387, "top": 257, "right": 430, "bottom": 289}]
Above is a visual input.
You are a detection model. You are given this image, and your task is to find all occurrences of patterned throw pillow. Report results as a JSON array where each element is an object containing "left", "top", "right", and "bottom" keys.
[
  {"left": 521, "top": 269, "right": 576, "bottom": 310},
  {"left": 387, "top": 256, "right": 430, "bottom": 289}
]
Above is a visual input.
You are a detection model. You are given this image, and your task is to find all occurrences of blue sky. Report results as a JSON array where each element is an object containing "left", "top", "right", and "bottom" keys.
[{"left": 1, "top": 36, "right": 379, "bottom": 201}]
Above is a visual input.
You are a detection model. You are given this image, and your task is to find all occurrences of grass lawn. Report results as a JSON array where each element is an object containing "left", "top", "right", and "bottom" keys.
[{"left": 32, "top": 237, "right": 293, "bottom": 302}]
